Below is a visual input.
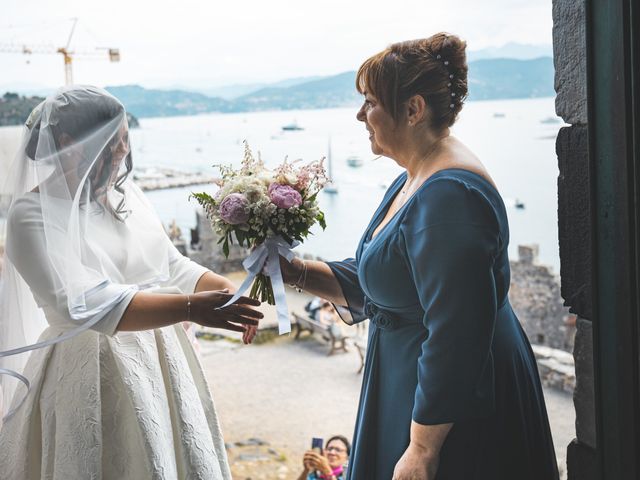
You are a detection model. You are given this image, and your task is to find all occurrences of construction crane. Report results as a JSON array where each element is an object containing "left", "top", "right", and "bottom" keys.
[{"left": 0, "top": 18, "right": 120, "bottom": 86}]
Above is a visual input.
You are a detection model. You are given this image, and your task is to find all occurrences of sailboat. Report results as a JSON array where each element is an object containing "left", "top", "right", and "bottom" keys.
[{"left": 324, "top": 136, "right": 338, "bottom": 194}]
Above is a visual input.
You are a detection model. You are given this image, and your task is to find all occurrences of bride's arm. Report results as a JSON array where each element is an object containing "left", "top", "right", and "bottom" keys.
[
  {"left": 194, "top": 271, "right": 235, "bottom": 293},
  {"left": 6, "top": 199, "right": 262, "bottom": 337},
  {"left": 117, "top": 290, "right": 262, "bottom": 332},
  {"left": 166, "top": 239, "right": 259, "bottom": 342}
]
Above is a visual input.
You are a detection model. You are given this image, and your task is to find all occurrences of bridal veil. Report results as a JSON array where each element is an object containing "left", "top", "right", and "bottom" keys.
[{"left": 0, "top": 86, "right": 171, "bottom": 421}]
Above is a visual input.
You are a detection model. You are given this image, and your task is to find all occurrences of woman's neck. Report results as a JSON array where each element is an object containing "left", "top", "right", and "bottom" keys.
[{"left": 401, "top": 130, "right": 451, "bottom": 182}]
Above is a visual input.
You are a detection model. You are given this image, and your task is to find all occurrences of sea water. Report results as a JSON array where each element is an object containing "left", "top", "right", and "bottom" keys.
[{"left": 131, "top": 97, "right": 563, "bottom": 270}]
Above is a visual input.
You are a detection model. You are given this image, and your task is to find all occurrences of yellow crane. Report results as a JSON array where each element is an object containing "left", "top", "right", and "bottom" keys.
[{"left": 0, "top": 18, "right": 120, "bottom": 86}]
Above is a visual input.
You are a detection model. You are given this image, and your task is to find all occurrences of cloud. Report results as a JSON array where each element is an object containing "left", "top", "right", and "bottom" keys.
[{"left": 0, "top": 0, "right": 553, "bottom": 89}]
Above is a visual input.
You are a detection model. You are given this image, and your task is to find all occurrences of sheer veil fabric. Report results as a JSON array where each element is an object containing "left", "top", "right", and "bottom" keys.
[{"left": 0, "top": 86, "right": 172, "bottom": 420}]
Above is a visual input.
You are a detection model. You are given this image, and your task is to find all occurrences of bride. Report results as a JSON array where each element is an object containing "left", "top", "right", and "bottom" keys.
[{"left": 0, "top": 86, "right": 263, "bottom": 479}]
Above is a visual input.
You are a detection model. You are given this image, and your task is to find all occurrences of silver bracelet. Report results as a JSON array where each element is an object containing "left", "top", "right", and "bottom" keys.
[
  {"left": 186, "top": 294, "right": 192, "bottom": 322},
  {"left": 294, "top": 260, "right": 308, "bottom": 292}
]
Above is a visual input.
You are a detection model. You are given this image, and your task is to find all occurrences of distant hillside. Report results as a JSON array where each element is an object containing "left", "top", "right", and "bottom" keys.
[
  {"left": 105, "top": 85, "right": 234, "bottom": 117},
  {"left": 0, "top": 92, "right": 44, "bottom": 126},
  {"left": 0, "top": 91, "right": 140, "bottom": 128},
  {"left": 234, "top": 72, "right": 360, "bottom": 111},
  {"left": 467, "top": 43, "right": 553, "bottom": 61},
  {"left": 97, "top": 57, "right": 555, "bottom": 118},
  {"left": 195, "top": 75, "right": 324, "bottom": 99},
  {"left": 467, "top": 57, "right": 555, "bottom": 100}
]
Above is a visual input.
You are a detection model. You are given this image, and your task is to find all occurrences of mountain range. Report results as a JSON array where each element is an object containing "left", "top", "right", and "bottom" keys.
[
  {"left": 1, "top": 53, "right": 556, "bottom": 123},
  {"left": 105, "top": 56, "right": 555, "bottom": 118},
  {"left": 467, "top": 42, "right": 553, "bottom": 61}
]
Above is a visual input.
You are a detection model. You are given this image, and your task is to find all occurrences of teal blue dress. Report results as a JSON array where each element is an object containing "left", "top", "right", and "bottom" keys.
[{"left": 327, "top": 169, "right": 559, "bottom": 480}]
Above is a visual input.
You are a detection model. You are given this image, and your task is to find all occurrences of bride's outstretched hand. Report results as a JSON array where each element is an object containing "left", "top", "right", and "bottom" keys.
[{"left": 191, "top": 289, "right": 263, "bottom": 343}]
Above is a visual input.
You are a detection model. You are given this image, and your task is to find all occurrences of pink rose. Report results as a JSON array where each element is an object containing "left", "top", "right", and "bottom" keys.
[
  {"left": 219, "top": 193, "right": 250, "bottom": 224},
  {"left": 268, "top": 183, "right": 302, "bottom": 209}
]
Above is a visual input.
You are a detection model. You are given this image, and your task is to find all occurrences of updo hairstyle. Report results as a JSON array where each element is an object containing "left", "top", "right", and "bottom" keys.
[{"left": 356, "top": 32, "right": 468, "bottom": 130}]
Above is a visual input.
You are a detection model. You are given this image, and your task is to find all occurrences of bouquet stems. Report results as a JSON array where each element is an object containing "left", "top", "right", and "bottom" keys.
[{"left": 250, "top": 272, "right": 276, "bottom": 305}]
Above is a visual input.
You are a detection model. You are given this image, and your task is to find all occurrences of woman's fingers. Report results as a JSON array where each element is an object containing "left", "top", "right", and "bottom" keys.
[
  {"left": 243, "top": 326, "right": 249, "bottom": 344},
  {"left": 245, "top": 326, "right": 257, "bottom": 345},
  {"left": 199, "top": 290, "right": 261, "bottom": 308},
  {"left": 242, "top": 325, "right": 256, "bottom": 344},
  {"left": 192, "top": 291, "right": 265, "bottom": 341},
  {"left": 219, "top": 322, "right": 246, "bottom": 333},
  {"left": 197, "top": 312, "right": 259, "bottom": 330},
  {"left": 246, "top": 325, "right": 258, "bottom": 343},
  {"left": 219, "top": 307, "right": 263, "bottom": 326},
  {"left": 221, "top": 303, "right": 264, "bottom": 317},
  {"left": 234, "top": 295, "right": 262, "bottom": 307},
  {"left": 220, "top": 304, "right": 264, "bottom": 320},
  {"left": 219, "top": 314, "right": 259, "bottom": 326},
  {"left": 214, "top": 291, "right": 261, "bottom": 307}
]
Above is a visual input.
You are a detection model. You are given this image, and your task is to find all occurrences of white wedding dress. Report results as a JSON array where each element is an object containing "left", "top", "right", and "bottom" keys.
[{"left": 0, "top": 193, "right": 232, "bottom": 480}]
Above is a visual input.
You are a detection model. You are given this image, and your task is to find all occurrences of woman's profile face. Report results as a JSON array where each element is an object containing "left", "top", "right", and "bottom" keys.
[
  {"left": 87, "top": 123, "right": 130, "bottom": 196},
  {"left": 324, "top": 439, "right": 349, "bottom": 468},
  {"left": 356, "top": 92, "right": 400, "bottom": 157},
  {"left": 108, "top": 126, "right": 130, "bottom": 185}
]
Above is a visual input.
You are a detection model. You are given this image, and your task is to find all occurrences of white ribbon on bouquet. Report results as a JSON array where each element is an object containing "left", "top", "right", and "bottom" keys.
[{"left": 218, "top": 236, "right": 298, "bottom": 334}]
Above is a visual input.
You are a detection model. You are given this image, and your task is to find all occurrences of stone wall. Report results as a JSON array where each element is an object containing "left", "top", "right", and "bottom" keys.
[
  {"left": 532, "top": 344, "right": 576, "bottom": 394},
  {"left": 188, "top": 209, "right": 249, "bottom": 274},
  {"left": 509, "top": 245, "right": 574, "bottom": 352},
  {"left": 552, "top": 0, "right": 596, "bottom": 478}
]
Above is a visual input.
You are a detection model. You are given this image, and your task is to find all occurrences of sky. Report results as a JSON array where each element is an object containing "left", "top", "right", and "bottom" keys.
[{"left": 0, "top": 0, "right": 554, "bottom": 90}]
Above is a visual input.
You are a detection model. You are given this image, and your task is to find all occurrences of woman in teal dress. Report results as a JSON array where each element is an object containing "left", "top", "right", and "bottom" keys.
[{"left": 282, "top": 32, "right": 559, "bottom": 479}]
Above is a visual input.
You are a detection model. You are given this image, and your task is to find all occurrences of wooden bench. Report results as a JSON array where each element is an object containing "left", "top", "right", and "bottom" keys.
[
  {"left": 291, "top": 312, "right": 349, "bottom": 356},
  {"left": 352, "top": 339, "right": 366, "bottom": 374}
]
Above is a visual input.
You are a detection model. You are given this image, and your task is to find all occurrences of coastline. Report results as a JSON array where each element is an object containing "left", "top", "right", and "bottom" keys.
[{"left": 133, "top": 167, "right": 217, "bottom": 192}]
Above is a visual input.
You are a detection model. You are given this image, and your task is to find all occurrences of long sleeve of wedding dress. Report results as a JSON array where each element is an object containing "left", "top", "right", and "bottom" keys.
[
  {"left": 163, "top": 238, "right": 210, "bottom": 296},
  {"left": 0, "top": 195, "right": 232, "bottom": 480},
  {"left": 5, "top": 195, "right": 137, "bottom": 336}
]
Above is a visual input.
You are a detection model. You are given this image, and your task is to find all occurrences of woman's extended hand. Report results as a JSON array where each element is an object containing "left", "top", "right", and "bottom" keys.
[
  {"left": 190, "top": 289, "right": 263, "bottom": 339},
  {"left": 392, "top": 443, "right": 439, "bottom": 480},
  {"left": 302, "top": 451, "right": 333, "bottom": 476}
]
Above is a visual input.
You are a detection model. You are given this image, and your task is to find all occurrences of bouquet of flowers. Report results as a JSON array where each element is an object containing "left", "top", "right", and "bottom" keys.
[{"left": 191, "top": 142, "right": 328, "bottom": 333}]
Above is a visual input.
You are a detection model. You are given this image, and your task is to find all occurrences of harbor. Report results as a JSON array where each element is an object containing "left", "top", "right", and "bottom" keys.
[{"left": 132, "top": 167, "right": 216, "bottom": 191}]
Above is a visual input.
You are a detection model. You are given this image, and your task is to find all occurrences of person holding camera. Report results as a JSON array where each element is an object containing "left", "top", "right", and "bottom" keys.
[{"left": 297, "top": 435, "right": 350, "bottom": 480}]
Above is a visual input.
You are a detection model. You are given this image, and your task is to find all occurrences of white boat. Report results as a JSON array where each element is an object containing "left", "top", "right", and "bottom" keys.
[
  {"left": 324, "top": 137, "right": 338, "bottom": 194},
  {"left": 282, "top": 120, "right": 304, "bottom": 131},
  {"left": 346, "top": 155, "right": 363, "bottom": 167}
]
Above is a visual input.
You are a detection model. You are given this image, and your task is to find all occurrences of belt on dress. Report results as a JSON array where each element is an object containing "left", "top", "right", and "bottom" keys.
[{"left": 363, "top": 300, "right": 423, "bottom": 331}]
